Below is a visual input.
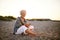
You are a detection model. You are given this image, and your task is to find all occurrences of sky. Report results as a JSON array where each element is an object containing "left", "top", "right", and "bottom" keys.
[{"left": 0, "top": 0, "right": 60, "bottom": 20}]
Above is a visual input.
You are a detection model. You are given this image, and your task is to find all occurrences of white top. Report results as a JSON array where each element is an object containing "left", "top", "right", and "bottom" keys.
[{"left": 15, "top": 25, "right": 34, "bottom": 34}]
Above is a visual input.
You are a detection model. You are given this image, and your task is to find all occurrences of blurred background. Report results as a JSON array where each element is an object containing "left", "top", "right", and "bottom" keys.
[
  {"left": 0, "top": 0, "right": 60, "bottom": 20},
  {"left": 0, "top": 0, "right": 60, "bottom": 40}
]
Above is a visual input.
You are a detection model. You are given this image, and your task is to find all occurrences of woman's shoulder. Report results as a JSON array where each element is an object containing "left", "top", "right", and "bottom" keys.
[
  {"left": 16, "top": 17, "right": 21, "bottom": 20},
  {"left": 17, "top": 17, "right": 21, "bottom": 18}
]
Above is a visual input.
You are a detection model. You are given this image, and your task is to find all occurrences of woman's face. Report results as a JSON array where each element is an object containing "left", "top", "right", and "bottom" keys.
[{"left": 21, "top": 10, "right": 26, "bottom": 18}]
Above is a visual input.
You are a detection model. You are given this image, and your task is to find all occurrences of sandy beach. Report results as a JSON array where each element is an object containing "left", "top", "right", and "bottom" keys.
[{"left": 0, "top": 20, "right": 60, "bottom": 40}]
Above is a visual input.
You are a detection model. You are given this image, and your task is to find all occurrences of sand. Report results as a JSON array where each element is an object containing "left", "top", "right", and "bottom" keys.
[{"left": 0, "top": 20, "right": 60, "bottom": 40}]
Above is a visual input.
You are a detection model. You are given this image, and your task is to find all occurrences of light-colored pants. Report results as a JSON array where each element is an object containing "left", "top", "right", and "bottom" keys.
[{"left": 15, "top": 25, "right": 34, "bottom": 34}]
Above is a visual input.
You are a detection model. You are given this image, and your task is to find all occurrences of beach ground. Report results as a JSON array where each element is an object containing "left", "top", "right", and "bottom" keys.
[{"left": 0, "top": 20, "right": 60, "bottom": 40}]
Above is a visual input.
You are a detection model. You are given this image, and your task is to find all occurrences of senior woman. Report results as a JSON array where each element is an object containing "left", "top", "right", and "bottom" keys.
[
  {"left": 13, "top": 10, "right": 34, "bottom": 35},
  {"left": 13, "top": 10, "right": 45, "bottom": 37},
  {"left": 13, "top": 10, "right": 27, "bottom": 34}
]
